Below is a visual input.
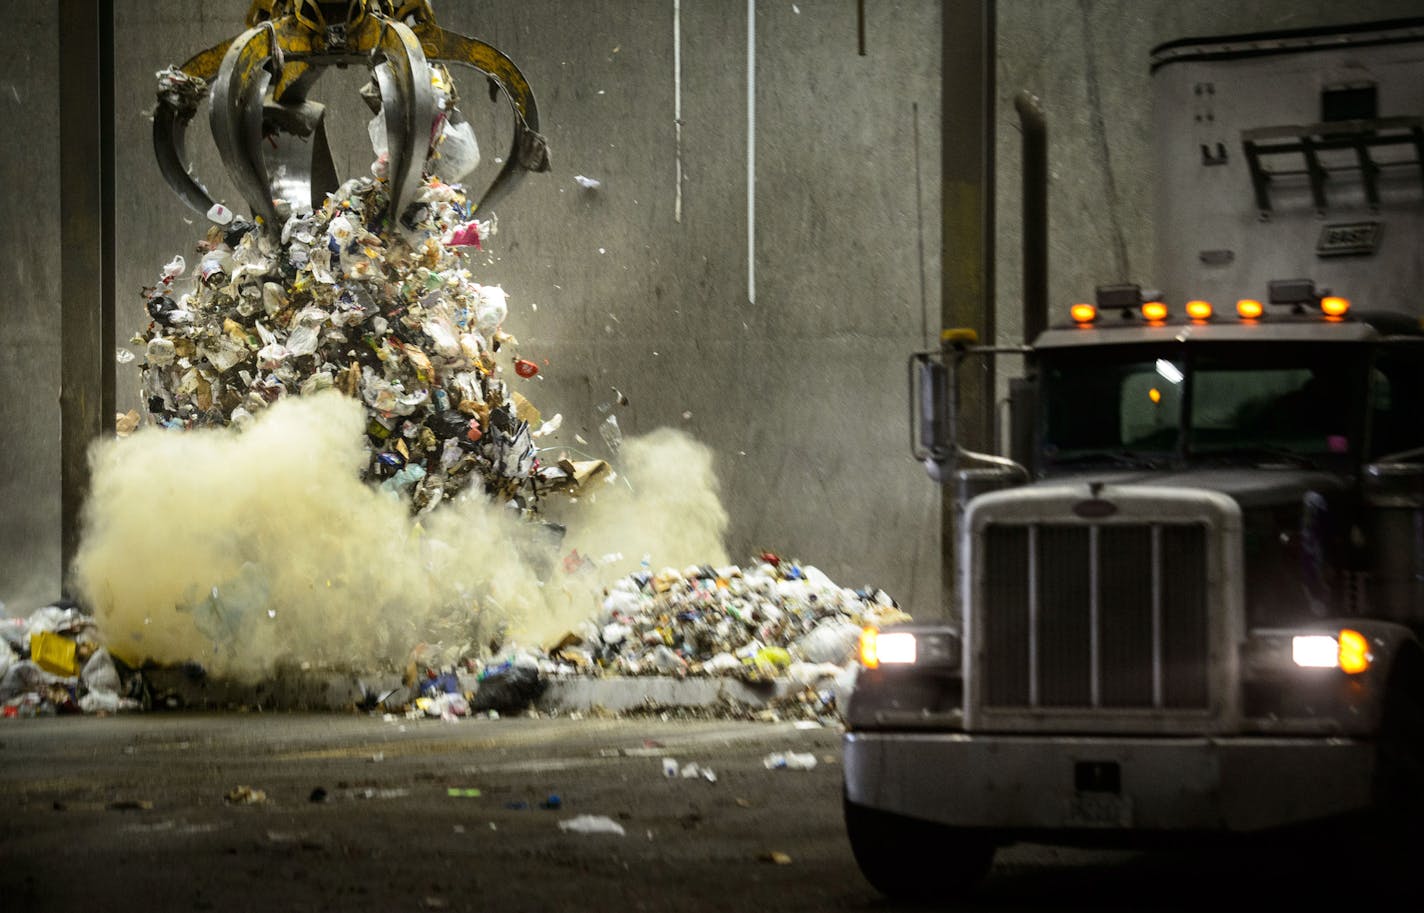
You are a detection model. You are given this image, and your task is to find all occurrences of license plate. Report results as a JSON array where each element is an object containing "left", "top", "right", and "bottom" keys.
[{"left": 1064, "top": 793, "right": 1133, "bottom": 828}]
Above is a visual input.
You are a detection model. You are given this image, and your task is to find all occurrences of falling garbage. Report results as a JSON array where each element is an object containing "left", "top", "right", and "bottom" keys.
[{"left": 132, "top": 167, "right": 572, "bottom": 514}]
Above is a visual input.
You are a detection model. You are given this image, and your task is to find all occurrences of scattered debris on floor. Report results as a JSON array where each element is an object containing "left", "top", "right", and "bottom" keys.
[
  {"left": 224, "top": 785, "right": 268, "bottom": 805},
  {"left": 558, "top": 814, "right": 626, "bottom": 836},
  {"left": 763, "top": 751, "right": 819, "bottom": 771}
]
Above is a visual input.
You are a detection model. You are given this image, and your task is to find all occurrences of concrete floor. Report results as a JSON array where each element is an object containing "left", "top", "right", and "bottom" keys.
[
  {"left": 1, "top": 714, "right": 867, "bottom": 913},
  {"left": 0, "top": 713, "right": 1393, "bottom": 913}
]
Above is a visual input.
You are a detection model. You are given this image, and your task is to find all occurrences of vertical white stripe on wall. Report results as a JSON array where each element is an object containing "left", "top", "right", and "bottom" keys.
[
  {"left": 746, "top": 0, "right": 756, "bottom": 305},
  {"left": 674, "top": 0, "right": 683, "bottom": 224}
]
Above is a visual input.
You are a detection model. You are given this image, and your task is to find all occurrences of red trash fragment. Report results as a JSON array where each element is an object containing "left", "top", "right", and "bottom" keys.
[
  {"left": 466, "top": 422, "right": 483, "bottom": 442},
  {"left": 447, "top": 223, "right": 483, "bottom": 248},
  {"left": 563, "top": 549, "right": 591, "bottom": 574},
  {"left": 514, "top": 359, "right": 539, "bottom": 378}
]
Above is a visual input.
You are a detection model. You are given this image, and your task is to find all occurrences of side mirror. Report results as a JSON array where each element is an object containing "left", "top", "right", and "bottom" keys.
[
  {"left": 918, "top": 358, "right": 949, "bottom": 456},
  {"left": 910, "top": 343, "right": 1031, "bottom": 485},
  {"left": 910, "top": 354, "right": 953, "bottom": 479}
]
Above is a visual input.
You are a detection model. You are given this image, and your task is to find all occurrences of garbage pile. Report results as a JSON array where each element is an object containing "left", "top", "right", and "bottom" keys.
[
  {"left": 1, "top": 552, "right": 910, "bottom": 719},
  {"left": 455, "top": 553, "right": 912, "bottom": 720},
  {"left": 552, "top": 553, "right": 907, "bottom": 678},
  {"left": 0, "top": 604, "right": 140, "bottom": 717},
  {"left": 135, "top": 169, "right": 578, "bottom": 513}
]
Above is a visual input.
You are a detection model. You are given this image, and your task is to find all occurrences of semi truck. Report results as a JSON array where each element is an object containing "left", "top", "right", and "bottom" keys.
[{"left": 844, "top": 17, "right": 1424, "bottom": 901}]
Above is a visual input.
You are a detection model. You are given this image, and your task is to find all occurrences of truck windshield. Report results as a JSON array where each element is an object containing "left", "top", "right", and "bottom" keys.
[
  {"left": 1186, "top": 348, "right": 1359, "bottom": 461},
  {"left": 1041, "top": 353, "right": 1182, "bottom": 467},
  {"left": 1041, "top": 344, "right": 1365, "bottom": 470}
]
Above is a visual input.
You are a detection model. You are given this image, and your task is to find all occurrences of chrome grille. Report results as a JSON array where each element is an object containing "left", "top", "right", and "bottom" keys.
[{"left": 983, "top": 522, "right": 1210, "bottom": 710}]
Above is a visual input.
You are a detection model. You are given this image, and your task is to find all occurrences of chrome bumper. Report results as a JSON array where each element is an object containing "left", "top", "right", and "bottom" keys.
[{"left": 844, "top": 731, "right": 1374, "bottom": 833}]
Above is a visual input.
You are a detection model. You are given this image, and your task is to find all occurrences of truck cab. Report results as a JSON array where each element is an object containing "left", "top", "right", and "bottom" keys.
[{"left": 844, "top": 19, "right": 1424, "bottom": 902}]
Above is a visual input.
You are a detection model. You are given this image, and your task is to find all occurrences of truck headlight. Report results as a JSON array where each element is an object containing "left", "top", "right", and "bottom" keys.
[
  {"left": 1291, "top": 629, "right": 1371, "bottom": 674},
  {"left": 860, "top": 629, "right": 916, "bottom": 668},
  {"left": 858, "top": 627, "right": 960, "bottom": 670}
]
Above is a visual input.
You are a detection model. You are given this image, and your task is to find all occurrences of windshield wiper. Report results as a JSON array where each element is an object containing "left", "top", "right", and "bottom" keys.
[
  {"left": 1048, "top": 449, "right": 1166, "bottom": 470},
  {"left": 1193, "top": 445, "right": 1321, "bottom": 469}
]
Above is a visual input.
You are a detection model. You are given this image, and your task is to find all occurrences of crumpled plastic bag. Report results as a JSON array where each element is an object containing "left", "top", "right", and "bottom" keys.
[
  {"left": 81, "top": 647, "right": 121, "bottom": 694},
  {"left": 793, "top": 619, "right": 862, "bottom": 665},
  {"left": 430, "top": 110, "right": 480, "bottom": 184},
  {"left": 0, "top": 661, "right": 69, "bottom": 703},
  {"left": 421, "top": 691, "right": 470, "bottom": 720},
  {"left": 558, "top": 815, "right": 626, "bottom": 836},
  {"left": 24, "top": 605, "right": 91, "bottom": 636},
  {"left": 78, "top": 690, "right": 122, "bottom": 714},
  {"left": 0, "top": 638, "right": 17, "bottom": 679},
  {"left": 0, "top": 619, "right": 25, "bottom": 656}
]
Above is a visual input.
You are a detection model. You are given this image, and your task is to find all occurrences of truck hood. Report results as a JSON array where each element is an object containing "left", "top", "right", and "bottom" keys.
[{"left": 1033, "top": 467, "right": 1348, "bottom": 509}]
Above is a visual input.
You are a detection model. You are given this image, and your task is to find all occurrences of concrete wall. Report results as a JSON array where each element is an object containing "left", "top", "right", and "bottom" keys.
[
  {"left": 0, "top": 7, "right": 60, "bottom": 614},
  {"left": 4, "top": 1, "right": 1423, "bottom": 625}
]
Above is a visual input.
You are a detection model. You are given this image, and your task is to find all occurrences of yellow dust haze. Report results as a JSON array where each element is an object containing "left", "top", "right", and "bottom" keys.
[
  {"left": 533, "top": 427, "right": 731, "bottom": 641},
  {"left": 72, "top": 392, "right": 728, "bottom": 677}
]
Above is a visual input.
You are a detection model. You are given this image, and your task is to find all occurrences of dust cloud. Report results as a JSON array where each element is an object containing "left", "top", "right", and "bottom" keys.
[{"left": 72, "top": 392, "right": 728, "bottom": 679}]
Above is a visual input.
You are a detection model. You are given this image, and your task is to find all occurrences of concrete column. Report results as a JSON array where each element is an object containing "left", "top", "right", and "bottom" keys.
[
  {"left": 58, "top": 0, "right": 116, "bottom": 594},
  {"left": 941, "top": 0, "right": 995, "bottom": 614}
]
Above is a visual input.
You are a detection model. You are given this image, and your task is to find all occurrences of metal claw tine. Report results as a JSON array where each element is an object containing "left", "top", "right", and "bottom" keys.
[
  {"left": 211, "top": 25, "right": 282, "bottom": 233},
  {"left": 375, "top": 20, "right": 435, "bottom": 240},
  {"left": 424, "top": 30, "right": 551, "bottom": 217},
  {"left": 153, "top": 100, "right": 219, "bottom": 216},
  {"left": 263, "top": 98, "right": 337, "bottom": 216},
  {"left": 153, "top": 38, "right": 235, "bottom": 218}
]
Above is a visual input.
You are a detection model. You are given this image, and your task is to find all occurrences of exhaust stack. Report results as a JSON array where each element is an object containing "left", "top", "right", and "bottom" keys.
[{"left": 1015, "top": 91, "right": 1048, "bottom": 346}]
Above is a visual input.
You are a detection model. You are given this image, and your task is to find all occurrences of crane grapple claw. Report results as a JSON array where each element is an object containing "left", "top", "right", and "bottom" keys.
[{"left": 153, "top": 1, "right": 549, "bottom": 238}]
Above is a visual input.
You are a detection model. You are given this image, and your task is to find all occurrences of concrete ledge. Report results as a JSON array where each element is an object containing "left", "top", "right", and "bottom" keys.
[
  {"left": 142, "top": 668, "right": 411, "bottom": 711},
  {"left": 536, "top": 676, "right": 801, "bottom": 713},
  {"left": 137, "top": 669, "right": 804, "bottom": 714}
]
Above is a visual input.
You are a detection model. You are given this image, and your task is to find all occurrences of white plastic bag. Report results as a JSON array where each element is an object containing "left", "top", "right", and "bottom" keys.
[{"left": 558, "top": 815, "right": 626, "bottom": 836}]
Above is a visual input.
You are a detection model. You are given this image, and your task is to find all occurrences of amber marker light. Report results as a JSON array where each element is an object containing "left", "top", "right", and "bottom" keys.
[
  {"left": 1338, "top": 629, "right": 1371, "bottom": 674},
  {"left": 859, "top": 628, "right": 880, "bottom": 669},
  {"left": 1321, "top": 296, "right": 1351, "bottom": 318},
  {"left": 1237, "top": 299, "right": 1264, "bottom": 319},
  {"left": 1071, "top": 303, "right": 1098, "bottom": 324},
  {"left": 1185, "top": 299, "right": 1213, "bottom": 320},
  {"left": 1141, "top": 301, "right": 1168, "bottom": 322}
]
